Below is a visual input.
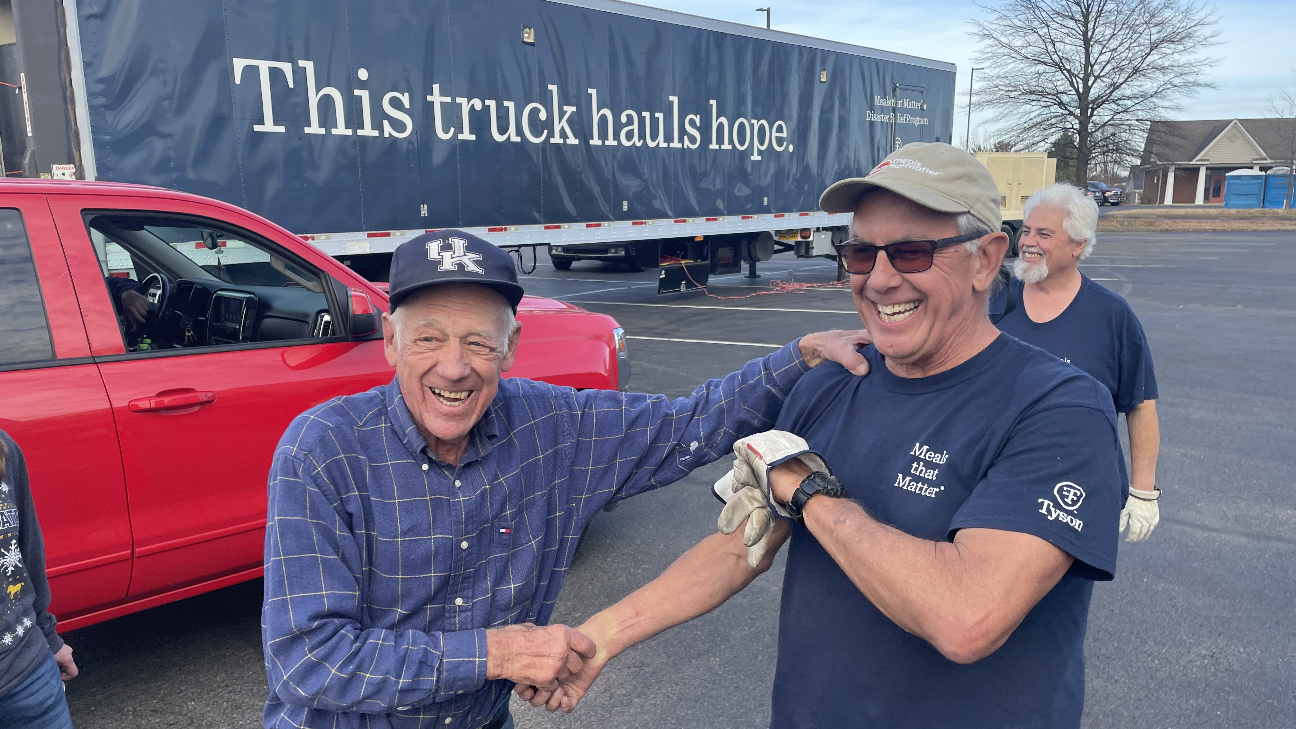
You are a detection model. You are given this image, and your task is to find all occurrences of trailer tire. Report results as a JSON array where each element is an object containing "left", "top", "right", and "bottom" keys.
[
  {"left": 552, "top": 258, "right": 573, "bottom": 270},
  {"left": 1001, "top": 223, "right": 1021, "bottom": 258}
]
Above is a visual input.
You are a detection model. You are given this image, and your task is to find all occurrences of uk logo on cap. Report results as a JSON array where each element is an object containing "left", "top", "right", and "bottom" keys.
[{"left": 427, "top": 236, "right": 485, "bottom": 273}]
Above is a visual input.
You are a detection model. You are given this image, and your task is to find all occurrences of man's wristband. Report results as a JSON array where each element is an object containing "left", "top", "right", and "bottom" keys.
[{"left": 1129, "top": 487, "right": 1161, "bottom": 501}]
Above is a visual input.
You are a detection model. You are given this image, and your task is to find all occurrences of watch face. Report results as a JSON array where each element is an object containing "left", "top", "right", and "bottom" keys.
[{"left": 806, "top": 472, "right": 846, "bottom": 498}]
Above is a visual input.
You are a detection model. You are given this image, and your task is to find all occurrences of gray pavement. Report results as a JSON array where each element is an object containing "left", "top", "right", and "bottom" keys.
[{"left": 61, "top": 231, "right": 1295, "bottom": 728}]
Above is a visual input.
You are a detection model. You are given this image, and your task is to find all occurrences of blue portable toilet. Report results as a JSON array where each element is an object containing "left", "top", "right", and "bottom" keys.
[
  {"left": 1223, "top": 169, "right": 1265, "bottom": 208},
  {"left": 1263, "top": 167, "right": 1292, "bottom": 209}
]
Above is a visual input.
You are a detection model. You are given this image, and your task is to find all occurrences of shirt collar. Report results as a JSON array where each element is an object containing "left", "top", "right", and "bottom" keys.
[{"left": 383, "top": 378, "right": 503, "bottom": 466}]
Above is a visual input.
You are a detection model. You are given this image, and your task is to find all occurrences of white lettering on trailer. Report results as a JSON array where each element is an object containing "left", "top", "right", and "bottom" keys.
[
  {"left": 231, "top": 59, "right": 803, "bottom": 160},
  {"left": 354, "top": 69, "right": 379, "bottom": 137},
  {"left": 548, "top": 85, "right": 578, "bottom": 145},
  {"left": 298, "top": 60, "right": 352, "bottom": 135},
  {"left": 232, "top": 58, "right": 294, "bottom": 133}
]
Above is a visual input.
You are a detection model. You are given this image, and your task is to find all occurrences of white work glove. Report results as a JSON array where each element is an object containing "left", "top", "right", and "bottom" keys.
[
  {"left": 714, "top": 473, "right": 776, "bottom": 568},
  {"left": 714, "top": 431, "right": 829, "bottom": 567},
  {"left": 1119, "top": 488, "right": 1161, "bottom": 543}
]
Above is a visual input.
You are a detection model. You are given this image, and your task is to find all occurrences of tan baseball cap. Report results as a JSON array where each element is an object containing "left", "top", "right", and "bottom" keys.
[{"left": 820, "top": 142, "right": 1003, "bottom": 231}]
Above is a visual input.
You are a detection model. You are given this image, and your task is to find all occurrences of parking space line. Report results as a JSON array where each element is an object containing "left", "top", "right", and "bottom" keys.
[
  {"left": 572, "top": 301, "right": 857, "bottom": 313},
  {"left": 553, "top": 286, "right": 636, "bottom": 299},
  {"left": 626, "top": 335, "right": 781, "bottom": 348}
]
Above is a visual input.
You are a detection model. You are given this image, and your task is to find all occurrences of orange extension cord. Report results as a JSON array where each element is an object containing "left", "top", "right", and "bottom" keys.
[{"left": 659, "top": 256, "right": 851, "bottom": 300}]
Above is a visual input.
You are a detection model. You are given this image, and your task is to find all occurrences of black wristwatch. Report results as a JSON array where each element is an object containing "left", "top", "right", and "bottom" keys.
[{"left": 787, "top": 471, "right": 847, "bottom": 520}]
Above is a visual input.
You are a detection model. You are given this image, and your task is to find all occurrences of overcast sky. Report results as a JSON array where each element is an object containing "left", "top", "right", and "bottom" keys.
[{"left": 640, "top": 0, "right": 1294, "bottom": 145}]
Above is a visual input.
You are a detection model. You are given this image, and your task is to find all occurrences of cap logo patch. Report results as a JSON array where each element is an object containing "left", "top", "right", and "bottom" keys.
[
  {"left": 427, "top": 237, "right": 485, "bottom": 273},
  {"left": 868, "top": 158, "right": 941, "bottom": 177}
]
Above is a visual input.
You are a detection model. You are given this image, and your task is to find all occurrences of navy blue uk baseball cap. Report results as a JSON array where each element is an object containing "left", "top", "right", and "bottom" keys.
[{"left": 388, "top": 230, "right": 525, "bottom": 311}]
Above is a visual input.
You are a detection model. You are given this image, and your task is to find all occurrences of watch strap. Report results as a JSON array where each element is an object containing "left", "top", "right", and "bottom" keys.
[{"left": 787, "top": 472, "right": 844, "bottom": 519}]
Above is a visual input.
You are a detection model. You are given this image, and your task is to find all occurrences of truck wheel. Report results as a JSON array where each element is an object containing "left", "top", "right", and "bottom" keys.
[
  {"left": 552, "top": 258, "right": 573, "bottom": 270},
  {"left": 1001, "top": 223, "right": 1020, "bottom": 258}
]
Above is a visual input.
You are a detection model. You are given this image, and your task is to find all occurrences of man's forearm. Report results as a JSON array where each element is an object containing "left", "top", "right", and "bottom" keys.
[
  {"left": 581, "top": 529, "right": 781, "bottom": 660},
  {"left": 800, "top": 495, "right": 1070, "bottom": 664},
  {"left": 1126, "top": 400, "right": 1160, "bottom": 491}
]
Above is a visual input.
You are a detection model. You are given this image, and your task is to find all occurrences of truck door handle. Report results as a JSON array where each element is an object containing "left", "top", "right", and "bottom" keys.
[{"left": 128, "top": 390, "right": 217, "bottom": 413}]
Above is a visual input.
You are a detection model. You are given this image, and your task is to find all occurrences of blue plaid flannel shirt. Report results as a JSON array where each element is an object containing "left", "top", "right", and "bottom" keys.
[{"left": 262, "top": 341, "right": 809, "bottom": 729}]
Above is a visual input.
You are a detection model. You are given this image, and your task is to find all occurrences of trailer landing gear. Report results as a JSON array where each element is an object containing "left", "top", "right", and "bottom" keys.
[{"left": 745, "top": 259, "right": 760, "bottom": 278}]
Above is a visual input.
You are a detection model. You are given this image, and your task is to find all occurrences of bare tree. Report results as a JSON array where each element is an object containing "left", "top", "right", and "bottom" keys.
[
  {"left": 969, "top": 0, "right": 1219, "bottom": 186},
  {"left": 1266, "top": 76, "right": 1295, "bottom": 208},
  {"left": 967, "top": 127, "right": 1025, "bottom": 153}
]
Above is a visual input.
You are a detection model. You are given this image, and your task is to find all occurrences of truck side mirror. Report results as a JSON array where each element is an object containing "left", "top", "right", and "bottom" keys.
[{"left": 347, "top": 289, "right": 379, "bottom": 337}]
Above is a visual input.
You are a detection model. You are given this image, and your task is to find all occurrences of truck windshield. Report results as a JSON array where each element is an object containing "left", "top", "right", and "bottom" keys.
[{"left": 89, "top": 216, "right": 319, "bottom": 289}]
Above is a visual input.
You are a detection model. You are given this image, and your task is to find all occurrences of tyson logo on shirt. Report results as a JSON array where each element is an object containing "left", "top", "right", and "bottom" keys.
[
  {"left": 1053, "top": 482, "right": 1085, "bottom": 511},
  {"left": 1038, "top": 481, "right": 1085, "bottom": 532}
]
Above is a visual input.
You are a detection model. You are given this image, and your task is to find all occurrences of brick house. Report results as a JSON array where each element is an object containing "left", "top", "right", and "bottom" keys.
[{"left": 1135, "top": 118, "right": 1296, "bottom": 204}]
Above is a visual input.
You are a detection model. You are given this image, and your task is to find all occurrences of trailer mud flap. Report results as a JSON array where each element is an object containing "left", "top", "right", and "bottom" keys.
[{"left": 658, "top": 261, "right": 710, "bottom": 294}]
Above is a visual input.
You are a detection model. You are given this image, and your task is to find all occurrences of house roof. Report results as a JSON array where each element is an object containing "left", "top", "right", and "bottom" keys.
[{"left": 1140, "top": 118, "right": 1296, "bottom": 167}]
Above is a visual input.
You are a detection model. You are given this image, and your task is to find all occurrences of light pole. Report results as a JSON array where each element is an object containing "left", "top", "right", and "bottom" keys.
[
  {"left": 965, "top": 67, "right": 985, "bottom": 150},
  {"left": 755, "top": 7, "right": 770, "bottom": 29}
]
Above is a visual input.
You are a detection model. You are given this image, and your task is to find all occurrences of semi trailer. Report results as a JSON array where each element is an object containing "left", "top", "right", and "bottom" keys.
[{"left": 3, "top": 0, "right": 956, "bottom": 289}]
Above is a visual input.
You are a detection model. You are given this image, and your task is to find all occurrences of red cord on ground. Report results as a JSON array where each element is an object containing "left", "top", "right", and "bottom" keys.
[{"left": 659, "top": 256, "right": 850, "bottom": 300}]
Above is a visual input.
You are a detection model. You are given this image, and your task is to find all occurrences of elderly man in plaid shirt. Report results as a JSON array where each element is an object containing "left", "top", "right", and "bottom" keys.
[{"left": 261, "top": 230, "right": 870, "bottom": 729}]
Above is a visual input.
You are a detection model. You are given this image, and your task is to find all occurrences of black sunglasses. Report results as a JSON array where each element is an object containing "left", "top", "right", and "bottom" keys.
[{"left": 834, "top": 231, "right": 985, "bottom": 274}]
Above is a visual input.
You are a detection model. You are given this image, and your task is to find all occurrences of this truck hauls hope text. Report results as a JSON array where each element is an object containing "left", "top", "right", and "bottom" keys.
[{"left": 234, "top": 58, "right": 929, "bottom": 162}]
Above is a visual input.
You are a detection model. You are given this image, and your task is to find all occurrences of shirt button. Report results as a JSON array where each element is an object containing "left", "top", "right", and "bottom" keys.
[
  {"left": 460, "top": 540, "right": 468, "bottom": 549},
  {"left": 455, "top": 597, "right": 464, "bottom": 606},
  {"left": 454, "top": 479, "right": 461, "bottom": 487},
  {"left": 445, "top": 719, "right": 453, "bottom": 725},
  {"left": 421, "top": 464, "right": 428, "bottom": 471}
]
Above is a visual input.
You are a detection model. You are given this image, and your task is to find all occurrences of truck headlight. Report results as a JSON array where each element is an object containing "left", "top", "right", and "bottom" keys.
[
  {"left": 609, "top": 247, "right": 625, "bottom": 255},
  {"left": 550, "top": 246, "right": 563, "bottom": 254}
]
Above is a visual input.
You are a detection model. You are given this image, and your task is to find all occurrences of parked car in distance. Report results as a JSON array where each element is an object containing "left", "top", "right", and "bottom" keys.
[
  {"left": 1087, "top": 181, "right": 1124, "bottom": 205},
  {"left": 0, "top": 180, "right": 629, "bottom": 632}
]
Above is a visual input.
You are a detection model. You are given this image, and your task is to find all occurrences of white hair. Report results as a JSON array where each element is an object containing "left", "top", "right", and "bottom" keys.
[
  {"left": 1022, "top": 184, "right": 1098, "bottom": 259},
  {"left": 390, "top": 286, "right": 516, "bottom": 347},
  {"left": 954, "top": 212, "right": 995, "bottom": 253}
]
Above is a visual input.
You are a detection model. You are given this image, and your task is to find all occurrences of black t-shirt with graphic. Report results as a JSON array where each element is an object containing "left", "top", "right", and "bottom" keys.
[{"left": 770, "top": 334, "right": 1125, "bottom": 729}]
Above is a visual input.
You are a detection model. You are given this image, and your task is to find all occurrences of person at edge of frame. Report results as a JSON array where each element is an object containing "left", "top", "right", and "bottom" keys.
[{"left": 0, "top": 431, "right": 79, "bottom": 729}]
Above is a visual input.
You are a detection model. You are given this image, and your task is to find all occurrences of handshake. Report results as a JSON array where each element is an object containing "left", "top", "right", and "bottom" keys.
[
  {"left": 488, "top": 622, "right": 604, "bottom": 713},
  {"left": 509, "top": 431, "right": 828, "bottom": 714}
]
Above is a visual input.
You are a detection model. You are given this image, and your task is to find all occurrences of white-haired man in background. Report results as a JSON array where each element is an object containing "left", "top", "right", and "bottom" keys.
[{"left": 996, "top": 184, "right": 1162, "bottom": 542}]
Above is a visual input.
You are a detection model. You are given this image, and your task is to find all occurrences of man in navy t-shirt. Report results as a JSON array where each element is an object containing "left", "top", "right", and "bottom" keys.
[
  {"left": 511, "top": 144, "right": 1126, "bottom": 728},
  {"left": 995, "top": 183, "right": 1162, "bottom": 542}
]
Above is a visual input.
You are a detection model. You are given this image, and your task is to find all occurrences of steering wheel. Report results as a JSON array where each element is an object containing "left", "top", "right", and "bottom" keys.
[{"left": 126, "top": 273, "right": 171, "bottom": 349}]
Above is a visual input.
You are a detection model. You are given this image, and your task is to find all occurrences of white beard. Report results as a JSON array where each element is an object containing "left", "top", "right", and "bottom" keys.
[{"left": 1013, "top": 254, "right": 1049, "bottom": 284}]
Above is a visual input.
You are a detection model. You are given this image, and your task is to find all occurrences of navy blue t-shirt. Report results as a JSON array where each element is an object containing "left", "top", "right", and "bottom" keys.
[
  {"left": 770, "top": 334, "right": 1125, "bottom": 729},
  {"left": 996, "top": 275, "right": 1158, "bottom": 413}
]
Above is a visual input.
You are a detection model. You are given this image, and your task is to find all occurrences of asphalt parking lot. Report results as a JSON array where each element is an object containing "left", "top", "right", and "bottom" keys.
[{"left": 61, "top": 231, "right": 1294, "bottom": 728}]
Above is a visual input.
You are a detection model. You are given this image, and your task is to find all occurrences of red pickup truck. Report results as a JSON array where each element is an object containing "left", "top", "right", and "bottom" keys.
[{"left": 0, "top": 180, "right": 628, "bottom": 632}]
